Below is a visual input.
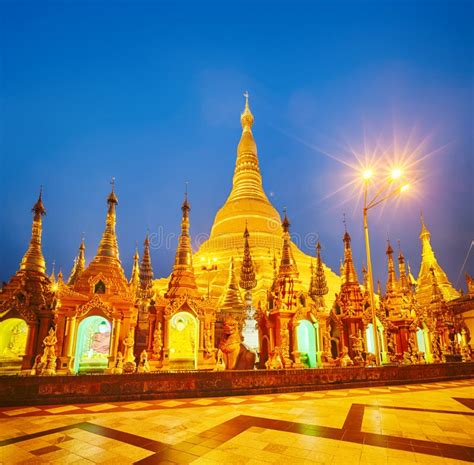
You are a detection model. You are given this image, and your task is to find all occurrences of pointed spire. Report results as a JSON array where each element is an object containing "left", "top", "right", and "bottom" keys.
[
  {"left": 377, "top": 279, "right": 382, "bottom": 296},
  {"left": 416, "top": 213, "right": 459, "bottom": 306},
  {"left": 309, "top": 241, "right": 329, "bottom": 306},
  {"left": 139, "top": 231, "right": 154, "bottom": 297},
  {"left": 239, "top": 223, "right": 257, "bottom": 291},
  {"left": 95, "top": 179, "right": 120, "bottom": 262},
  {"left": 68, "top": 236, "right": 86, "bottom": 286},
  {"left": 420, "top": 211, "right": 430, "bottom": 240},
  {"left": 49, "top": 260, "right": 56, "bottom": 283},
  {"left": 342, "top": 226, "right": 359, "bottom": 285},
  {"left": 226, "top": 92, "right": 268, "bottom": 203},
  {"left": 397, "top": 241, "right": 409, "bottom": 294},
  {"left": 20, "top": 187, "right": 47, "bottom": 274},
  {"left": 129, "top": 244, "right": 140, "bottom": 294},
  {"left": 385, "top": 239, "right": 397, "bottom": 295},
  {"left": 221, "top": 257, "right": 244, "bottom": 310},
  {"left": 278, "top": 209, "right": 299, "bottom": 277},
  {"left": 166, "top": 191, "right": 199, "bottom": 299}
]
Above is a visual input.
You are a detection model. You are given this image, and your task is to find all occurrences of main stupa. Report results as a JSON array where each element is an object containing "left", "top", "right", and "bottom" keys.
[{"left": 191, "top": 95, "right": 340, "bottom": 306}]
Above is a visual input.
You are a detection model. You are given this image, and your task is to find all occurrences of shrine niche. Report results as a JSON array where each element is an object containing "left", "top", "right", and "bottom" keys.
[
  {"left": 168, "top": 311, "right": 198, "bottom": 369},
  {"left": 0, "top": 318, "right": 29, "bottom": 373},
  {"left": 73, "top": 316, "right": 111, "bottom": 373},
  {"left": 296, "top": 320, "right": 318, "bottom": 367}
]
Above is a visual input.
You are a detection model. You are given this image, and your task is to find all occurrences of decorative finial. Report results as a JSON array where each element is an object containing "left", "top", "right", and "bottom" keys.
[
  {"left": 32, "top": 186, "right": 46, "bottom": 216},
  {"left": 107, "top": 177, "right": 118, "bottom": 205},
  {"left": 240, "top": 90, "right": 254, "bottom": 129},
  {"left": 343, "top": 213, "right": 347, "bottom": 232}
]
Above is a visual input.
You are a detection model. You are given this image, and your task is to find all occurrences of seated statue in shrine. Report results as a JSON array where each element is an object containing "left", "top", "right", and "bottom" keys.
[{"left": 265, "top": 346, "right": 284, "bottom": 370}]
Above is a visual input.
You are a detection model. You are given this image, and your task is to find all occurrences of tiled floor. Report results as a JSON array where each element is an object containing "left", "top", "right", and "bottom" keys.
[{"left": 0, "top": 379, "right": 472, "bottom": 464}]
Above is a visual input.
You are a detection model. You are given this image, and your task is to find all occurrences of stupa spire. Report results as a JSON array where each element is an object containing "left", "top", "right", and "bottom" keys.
[
  {"left": 20, "top": 187, "right": 47, "bottom": 274},
  {"left": 95, "top": 178, "right": 120, "bottom": 262},
  {"left": 239, "top": 224, "right": 257, "bottom": 291},
  {"left": 226, "top": 92, "right": 268, "bottom": 203},
  {"left": 278, "top": 210, "right": 299, "bottom": 277},
  {"left": 385, "top": 239, "right": 397, "bottom": 294},
  {"left": 129, "top": 245, "right": 140, "bottom": 294},
  {"left": 397, "top": 241, "right": 409, "bottom": 294},
  {"left": 68, "top": 236, "right": 86, "bottom": 286},
  {"left": 139, "top": 232, "right": 154, "bottom": 297},
  {"left": 165, "top": 191, "right": 200, "bottom": 299},
  {"left": 221, "top": 257, "right": 244, "bottom": 310}
]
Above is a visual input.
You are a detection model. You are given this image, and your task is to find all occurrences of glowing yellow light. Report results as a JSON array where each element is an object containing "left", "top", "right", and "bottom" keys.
[
  {"left": 212, "top": 257, "right": 217, "bottom": 262},
  {"left": 362, "top": 169, "right": 373, "bottom": 180},
  {"left": 51, "top": 283, "right": 58, "bottom": 292},
  {"left": 200, "top": 257, "right": 205, "bottom": 262},
  {"left": 391, "top": 167, "right": 402, "bottom": 180},
  {"left": 400, "top": 183, "right": 410, "bottom": 193}
]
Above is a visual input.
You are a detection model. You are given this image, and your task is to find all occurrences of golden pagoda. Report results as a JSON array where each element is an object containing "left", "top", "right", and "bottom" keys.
[
  {"left": 416, "top": 214, "right": 460, "bottom": 309},
  {"left": 0, "top": 189, "right": 55, "bottom": 372},
  {"left": 191, "top": 94, "right": 340, "bottom": 306}
]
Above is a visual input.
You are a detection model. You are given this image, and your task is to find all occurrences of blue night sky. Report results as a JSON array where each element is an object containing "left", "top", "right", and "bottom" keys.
[{"left": 0, "top": 0, "right": 472, "bottom": 289}]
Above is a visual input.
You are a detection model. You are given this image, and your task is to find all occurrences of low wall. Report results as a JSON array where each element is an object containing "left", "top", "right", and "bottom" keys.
[{"left": 0, "top": 362, "right": 473, "bottom": 407}]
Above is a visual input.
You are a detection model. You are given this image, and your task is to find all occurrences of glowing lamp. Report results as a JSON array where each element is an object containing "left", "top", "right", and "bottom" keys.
[
  {"left": 362, "top": 169, "right": 373, "bottom": 180},
  {"left": 391, "top": 168, "right": 402, "bottom": 180}
]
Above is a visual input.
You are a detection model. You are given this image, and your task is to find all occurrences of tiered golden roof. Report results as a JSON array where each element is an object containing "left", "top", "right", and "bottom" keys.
[{"left": 72, "top": 183, "right": 131, "bottom": 298}]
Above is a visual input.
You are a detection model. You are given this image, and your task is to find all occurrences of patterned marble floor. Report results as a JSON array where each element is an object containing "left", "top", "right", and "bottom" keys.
[{"left": 0, "top": 379, "right": 472, "bottom": 464}]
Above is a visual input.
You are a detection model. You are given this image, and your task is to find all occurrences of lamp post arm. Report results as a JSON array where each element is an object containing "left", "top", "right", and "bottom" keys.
[
  {"left": 367, "top": 186, "right": 403, "bottom": 210},
  {"left": 366, "top": 181, "right": 391, "bottom": 208}
]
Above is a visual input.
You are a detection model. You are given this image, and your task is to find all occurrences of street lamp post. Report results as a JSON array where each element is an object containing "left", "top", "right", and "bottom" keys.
[{"left": 361, "top": 168, "right": 409, "bottom": 366}]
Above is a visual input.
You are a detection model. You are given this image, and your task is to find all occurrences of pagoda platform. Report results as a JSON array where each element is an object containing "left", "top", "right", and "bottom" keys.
[{"left": 0, "top": 363, "right": 473, "bottom": 407}]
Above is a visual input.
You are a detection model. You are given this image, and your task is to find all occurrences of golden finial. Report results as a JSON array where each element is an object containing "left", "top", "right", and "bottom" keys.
[
  {"left": 240, "top": 90, "right": 254, "bottom": 129},
  {"left": 282, "top": 207, "right": 290, "bottom": 232},
  {"left": 108, "top": 177, "right": 118, "bottom": 205}
]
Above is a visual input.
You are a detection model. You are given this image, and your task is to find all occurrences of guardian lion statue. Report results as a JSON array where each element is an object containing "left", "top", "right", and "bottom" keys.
[{"left": 219, "top": 316, "right": 256, "bottom": 370}]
